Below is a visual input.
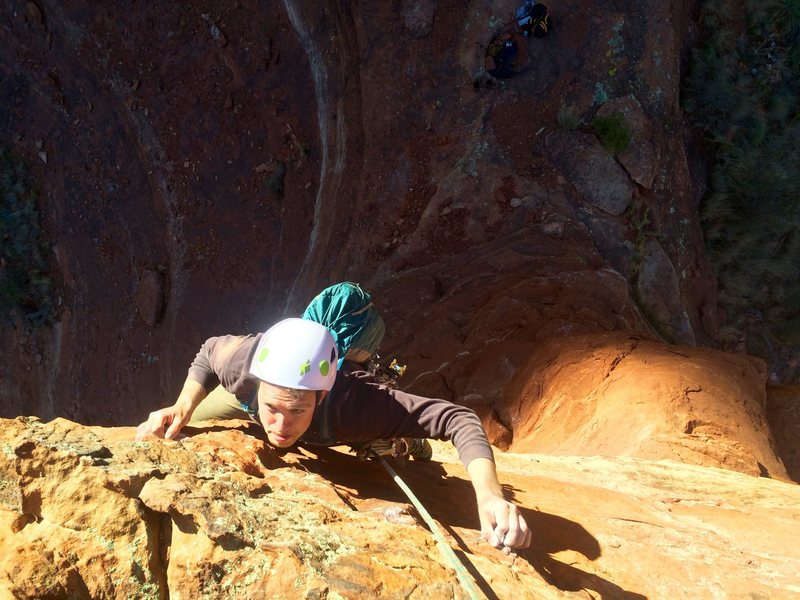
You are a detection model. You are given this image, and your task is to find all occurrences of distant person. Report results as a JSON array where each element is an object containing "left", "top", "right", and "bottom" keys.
[
  {"left": 136, "top": 292, "right": 531, "bottom": 551},
  {"left": 485, "top": 34, "right": 520, "bottom": 79}
]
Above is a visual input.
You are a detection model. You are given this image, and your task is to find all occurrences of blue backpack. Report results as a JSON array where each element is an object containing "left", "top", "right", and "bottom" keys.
[
  {"left": 516, "top": 0, "right": 536, "bottom": 22},
  {"left": 517, "top": 2, "right": 552, "bottom": 38}
]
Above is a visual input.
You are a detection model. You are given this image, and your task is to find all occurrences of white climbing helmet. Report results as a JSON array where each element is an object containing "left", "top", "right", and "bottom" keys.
[{"left": 249, "top": 318, "right": 338, "bottom": 391}]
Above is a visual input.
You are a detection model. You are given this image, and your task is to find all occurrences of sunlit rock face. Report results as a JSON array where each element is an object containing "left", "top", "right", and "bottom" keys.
[
  {"left": 2, "top": 416, "right": 799, "bottom": 599},
  {"left": 498, "top": 332, "right": 788, "bottom": 480}
]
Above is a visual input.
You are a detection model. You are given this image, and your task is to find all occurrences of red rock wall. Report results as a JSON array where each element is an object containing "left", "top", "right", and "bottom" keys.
[{"left": 3, "top": 0, "right": 795, "bottom": 478}]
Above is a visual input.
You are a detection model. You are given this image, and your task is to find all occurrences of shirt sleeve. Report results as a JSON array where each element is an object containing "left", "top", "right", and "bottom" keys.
[
  {"left": 326, "top": 371, "right": 495, "bottom": 467},
  {"left": 186, "top": 334, "right": 260, "bottom": 397}
]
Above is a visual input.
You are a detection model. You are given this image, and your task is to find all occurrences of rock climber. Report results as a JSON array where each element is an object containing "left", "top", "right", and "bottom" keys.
[
  {"left": 483, "top": 27, "right": 534, "bottom": 81},
  {"left": 185, "top": 282, "right": 432, "bottom": 461},
  {"left": 302, "top": 282, "right": 433, "bottom": 462},
  {"left": 136, "top": 299, "right": 531, "bottom": 551}
]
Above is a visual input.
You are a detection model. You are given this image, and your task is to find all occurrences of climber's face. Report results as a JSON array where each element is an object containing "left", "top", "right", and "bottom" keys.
[{"left": 257, "top": 381, "right": 322, "bottom": 448}]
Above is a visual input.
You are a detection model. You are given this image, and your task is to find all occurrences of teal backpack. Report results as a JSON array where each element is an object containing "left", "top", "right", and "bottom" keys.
[{"left": 302, "top": 282, "right": 385, "bottom": 368}]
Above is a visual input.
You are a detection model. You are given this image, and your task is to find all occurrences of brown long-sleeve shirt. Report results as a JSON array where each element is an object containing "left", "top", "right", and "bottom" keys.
[{"left": 187, "top": 334, "right": 495, "bottom": 467}]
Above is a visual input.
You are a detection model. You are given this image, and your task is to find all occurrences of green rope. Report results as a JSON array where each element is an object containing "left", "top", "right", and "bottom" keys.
[{"left": 372, "top": 453, "right": 488, "bottom": 600}]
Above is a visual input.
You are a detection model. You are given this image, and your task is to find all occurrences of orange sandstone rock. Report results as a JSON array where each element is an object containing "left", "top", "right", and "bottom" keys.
[{"left": 2, "top": 416, "right": 799, "bottom": 599}]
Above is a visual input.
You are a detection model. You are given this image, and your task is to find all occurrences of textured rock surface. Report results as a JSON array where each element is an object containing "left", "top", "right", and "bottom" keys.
[
  {"left": 3, "top": 1, "right": 800, "bottom": 593},
  {"left": 597, "top": 95, "right": 658, "bottom": 189},
  {"left": 499, "top": 332, "right": 788, "bottom": 479},
  {"left": 1, "top": 416, "right": 799, "bottom": 599},
  {"left": 636, "top": 238, "right": 696, "bottom": 345},
  {"left": 547, "top": 131, "right": 635, "bottom": 216},
  {"left": 767, "top": 384, "right": 800, "bottom": 482}
]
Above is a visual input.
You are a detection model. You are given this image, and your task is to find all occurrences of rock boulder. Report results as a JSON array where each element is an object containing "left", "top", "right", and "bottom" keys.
[{"left": 1, "top": 416, "right": 799, "bottom": 598}]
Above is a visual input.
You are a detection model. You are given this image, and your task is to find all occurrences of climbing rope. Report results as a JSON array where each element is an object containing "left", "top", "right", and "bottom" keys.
[{"left": 371, "top": 452, "right": 488, "bottom": 600}]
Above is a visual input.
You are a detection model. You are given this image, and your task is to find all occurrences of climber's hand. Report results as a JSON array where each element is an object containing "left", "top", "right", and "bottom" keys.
[
  {"left": 135, "top": 405, "right": 190, "bottom": 441},
  {"left": 478, "top": 495, "right": 532, "bottom": 550}
]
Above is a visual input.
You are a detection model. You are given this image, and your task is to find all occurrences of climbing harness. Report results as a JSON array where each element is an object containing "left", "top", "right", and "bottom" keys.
[
  {"left": 371, "top": 452, "right": 489, "bottom": 600},
  {"left": 366, "top": 356, "right": 407, "bottom": 388}
]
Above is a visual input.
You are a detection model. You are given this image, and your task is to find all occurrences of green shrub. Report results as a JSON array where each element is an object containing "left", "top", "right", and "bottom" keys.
[
  {"left": 768, "top": 90, "right": 794, "bottom": 121},
  {"left": 631, "top": 210, "right": 650, "bottom": 261},
  {"left": 557, "top": 105, "right": 580, "bottom": 130},
  {"left": 264, "top": 162, "right": 287, "bottom": 196},
  {"left": 683, "top": 0, "right": 800, "bottom": 375},
  {"left": 0, "top": 147, "right": 55, "bottom": 325},
  {"left": 591, "top": 112, "right": 631, "bottom": 154}
]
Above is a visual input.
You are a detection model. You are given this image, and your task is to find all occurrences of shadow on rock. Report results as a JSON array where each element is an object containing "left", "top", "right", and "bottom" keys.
[
  {"left": 518, "top": 508, "right": 646, "bottom": 599},
  {"left": 293, "top": 444, "right": 450, "bottom": 503},
  {"left": 180, "top": 419, "right": 266, "bottom": 439}
]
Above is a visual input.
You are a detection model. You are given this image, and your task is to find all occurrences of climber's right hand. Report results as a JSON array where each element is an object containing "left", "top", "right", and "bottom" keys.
[{"left": 135, "top": 405, "right": 190, "bottom": 441}]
